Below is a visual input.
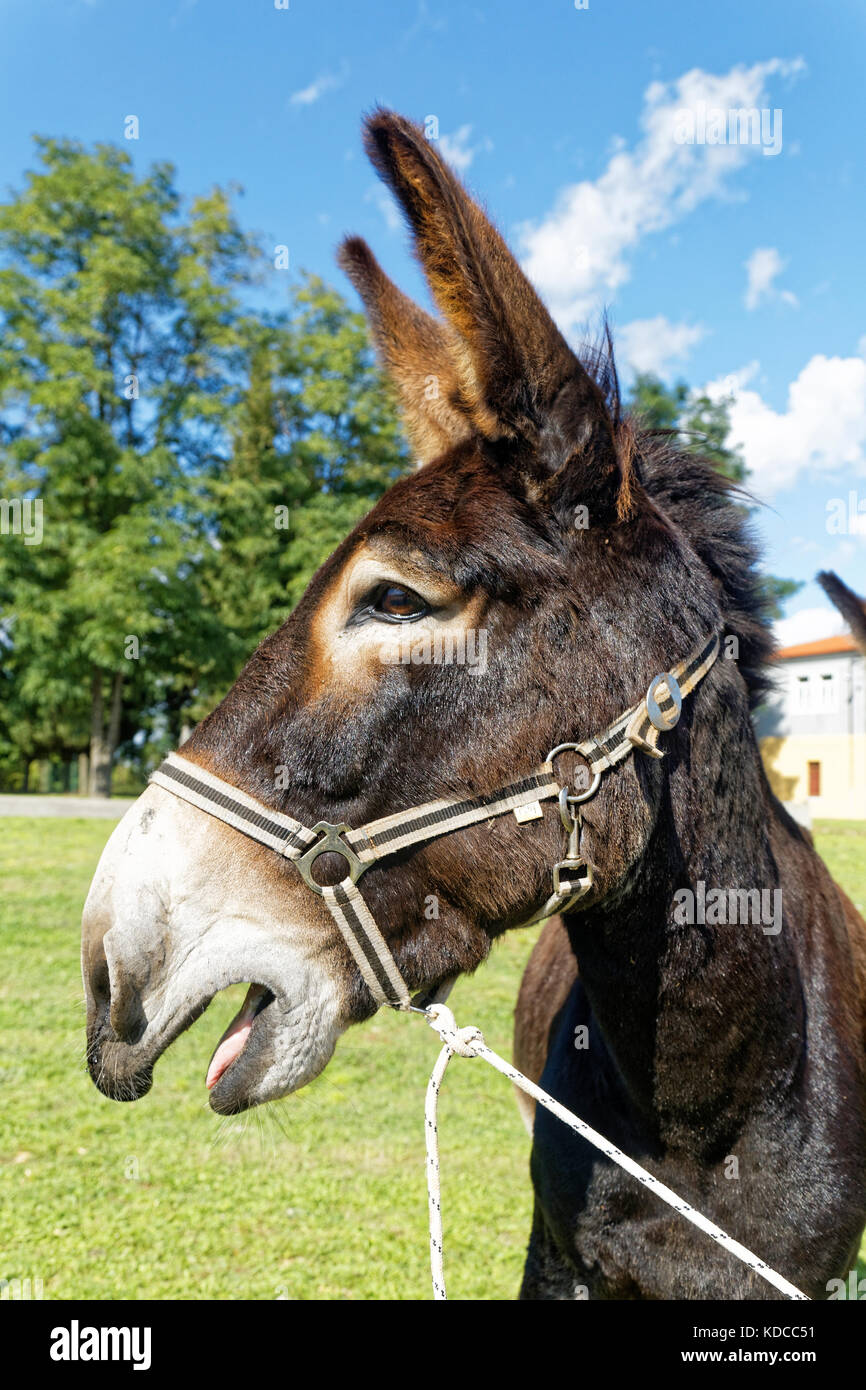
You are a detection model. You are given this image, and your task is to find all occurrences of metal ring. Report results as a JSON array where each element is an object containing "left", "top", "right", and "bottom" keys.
[
  {"left": 294, "top": 821, "right": 367, "bottom": 896},
  {"left": 547, "top": 742, "right": 580, "bottom": 762},
  {"left": 548, "top": 743, "right": 602, "bottom": 810},
  {"left": 570, "top": 770, "right": 602, "bottom": 804},
  {"left": 646, "top": 672, "right": 682, "bottom": 732}
]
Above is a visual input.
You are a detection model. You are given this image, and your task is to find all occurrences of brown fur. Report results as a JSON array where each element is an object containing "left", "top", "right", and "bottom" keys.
[{"left": 337, "top": 237, "right": 475, "bottom": 462}]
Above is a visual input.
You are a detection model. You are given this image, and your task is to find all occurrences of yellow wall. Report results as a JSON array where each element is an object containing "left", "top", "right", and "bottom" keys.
[{"left": 761, "top": 734, "right": 866, "bottom": 819}]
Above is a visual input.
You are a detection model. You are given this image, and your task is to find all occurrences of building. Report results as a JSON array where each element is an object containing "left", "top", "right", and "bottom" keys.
[{"left": 756, "top": 633, "right": 866, "bottom": 820}]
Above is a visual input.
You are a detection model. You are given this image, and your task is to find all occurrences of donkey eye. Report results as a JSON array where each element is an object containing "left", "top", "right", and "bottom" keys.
[{"left": 373, "top": 584, "right": 429, "bottom": 620}]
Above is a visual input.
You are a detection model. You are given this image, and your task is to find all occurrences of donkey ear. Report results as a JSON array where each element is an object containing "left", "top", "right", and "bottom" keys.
[
  {"left": 362, "top": 109, "right": 598, "bottom": 440},
  {"left": 818, "top": 571, "right": 866, "bottom": 653},
  {"left": 338, "top": 236, "right": 475, "bottom": 465}
]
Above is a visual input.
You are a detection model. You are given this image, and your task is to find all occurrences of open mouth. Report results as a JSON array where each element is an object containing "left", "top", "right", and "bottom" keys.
[
  {"left": 86, "top": 974, "right": 283, "bottom": 1114},
  {"left": 206, "top": 983, "right": 276, "bottom": 1092}
]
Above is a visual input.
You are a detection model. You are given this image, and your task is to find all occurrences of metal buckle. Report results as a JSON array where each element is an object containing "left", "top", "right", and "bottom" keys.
[
  {"left": 557, "top": 784, "right": 600, "bottom": 838},
  {"left": 520, "top": 857, "right": 594, "bottom": 927},
  {"left": 551, "top": 787, "right": 594, "bottom": 905},
  {"left": 552, "top": 857, "right": 593, "bottom": 898},
  {"left": 646, "top": 672, "right": 682, "bottom": 732},
  {"left": 294, "top": 822, "right": 368, "bottom": 896}
]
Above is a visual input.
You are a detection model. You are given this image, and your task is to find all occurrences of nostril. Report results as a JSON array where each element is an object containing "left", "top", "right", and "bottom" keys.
[
  {"left": 91, "top": 955, "right": 111, "bottom": 1008},
  {"left": 87, "top": 939, "right": 148, "bottom": 1045},
  {"left": 109, "top": 980, "right": 149, "bottom": 1046}
]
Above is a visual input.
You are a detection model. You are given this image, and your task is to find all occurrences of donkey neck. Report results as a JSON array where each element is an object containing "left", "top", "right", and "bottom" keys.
[{"left": 563, "top": 689, "right": 805, "bottom": 1150}]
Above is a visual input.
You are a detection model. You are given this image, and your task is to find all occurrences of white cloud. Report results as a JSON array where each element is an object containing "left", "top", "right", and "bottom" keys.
[
  {"left": 365, "top": 185, "right": 402, "bottom": 233},
  {"left": 438, "top": 125, "right": 475, "bottom": 172},
  {"left": 518, "top": 58, "right": 804, "bottom": 332},
  {"left": 744, "top": 246, "right": 797, "bottom": 310},
  {"left": 617, "top": 316, "right": 705, "bottom": 375},
  {"left": 437, "top": 125, "right": 492, "bottom": 173},
  {"left": 705, "top": 354, "right": 866, "bottom": 498},
  {"left": 290, "top": 69, "right": 345, "bottom": 107},
  {"left": 774, "top": 606, "right": 846, "bottom": 649}
]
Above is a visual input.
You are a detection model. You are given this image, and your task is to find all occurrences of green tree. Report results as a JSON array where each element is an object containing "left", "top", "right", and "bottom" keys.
[
  {"left": 0, "top": 138, "right": 256, "bottom": 792},
  {"left": 192, "top": 276, "right": 408, "bottom": 720},
  {"left": 628, "top": 371, "right": 689, "bottom": 433}
]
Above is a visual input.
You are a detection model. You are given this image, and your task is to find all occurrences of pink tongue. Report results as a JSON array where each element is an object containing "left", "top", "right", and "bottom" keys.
[
  {"left": 206, "top": 1020, "right": 253, "bottom": 1090},
  {"left": 206, "top": 984, "right": 267, "bottom": 1090}
]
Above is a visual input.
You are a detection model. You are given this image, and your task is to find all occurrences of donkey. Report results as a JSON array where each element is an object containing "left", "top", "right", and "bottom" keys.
[{"left": 81, "top": 110, "right": 866, "bottom": 1300}]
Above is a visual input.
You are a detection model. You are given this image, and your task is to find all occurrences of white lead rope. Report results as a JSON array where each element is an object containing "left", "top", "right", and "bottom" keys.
[{"left": 423, "top": 1004, "right": 809, "bottom": 1303}]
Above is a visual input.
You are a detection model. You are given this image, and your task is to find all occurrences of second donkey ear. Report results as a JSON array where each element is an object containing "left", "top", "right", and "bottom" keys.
[
  {"left": 818, "top": 571, "right": 866, "bottom": 653},
  {"left": 338, "top": 235, "right": 476, "bottom": 465}
]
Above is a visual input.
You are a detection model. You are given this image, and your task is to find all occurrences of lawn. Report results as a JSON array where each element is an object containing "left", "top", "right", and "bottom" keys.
[{"left": 1, "top": 815, "right": 864, "bottom": 1301}]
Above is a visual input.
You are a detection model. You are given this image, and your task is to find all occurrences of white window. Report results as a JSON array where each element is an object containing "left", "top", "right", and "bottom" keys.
[
  {"left": 792, "top": 675, "right": 811, "bottom": 713},
  {"left": 819, "top": 672, "right": 837, "bottom": 712},
  {"left": 791, "top": 669, "right": 839, "bottom": 714}
]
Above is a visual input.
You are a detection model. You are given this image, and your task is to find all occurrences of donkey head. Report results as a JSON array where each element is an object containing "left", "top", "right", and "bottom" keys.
[{"left": 82, "top": 111, "right": 731, "bottom": 1115}]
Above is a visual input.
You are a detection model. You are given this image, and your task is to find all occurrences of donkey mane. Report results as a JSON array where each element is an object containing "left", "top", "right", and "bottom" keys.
[
  {"left": 562, "top": 327, "right": 776, "bottom": 708},
  {"left": 634, "top": 438, "right": 776, "bottom": 707}
]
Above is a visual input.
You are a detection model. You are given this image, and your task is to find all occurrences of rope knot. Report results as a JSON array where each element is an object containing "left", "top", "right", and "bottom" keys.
[{"left": 426, "top": 1003, "right": 484, "bottom": 1058}]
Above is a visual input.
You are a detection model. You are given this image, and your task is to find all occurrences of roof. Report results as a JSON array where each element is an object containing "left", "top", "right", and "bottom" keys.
[{"left": 774, "top": 634, "right": 859, "bottom": 660}]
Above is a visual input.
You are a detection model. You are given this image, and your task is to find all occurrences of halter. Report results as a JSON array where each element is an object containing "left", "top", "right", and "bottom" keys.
[
  {"left": 149, "top": 631, "right": 720, "bottom": 1010},
  {"left": 146, "top": 626, "right": 813, "bottom": 1303}
]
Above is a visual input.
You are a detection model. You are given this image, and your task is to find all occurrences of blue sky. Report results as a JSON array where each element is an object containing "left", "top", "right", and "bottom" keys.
[{"left": 1, "top": 0, "right": 864, "bottom": 642}]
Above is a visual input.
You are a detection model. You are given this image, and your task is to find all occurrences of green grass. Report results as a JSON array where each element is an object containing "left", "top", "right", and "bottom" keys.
[
  {"left": 1, "top": 816, "right": 865, "bottom": 1300},
  {"left": 813, "top": 820, "right": 866, "bottom": 916}
]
